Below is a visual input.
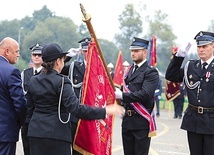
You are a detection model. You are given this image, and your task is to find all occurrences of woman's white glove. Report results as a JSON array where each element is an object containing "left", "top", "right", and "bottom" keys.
[{"left": 115, "top": 87, "right": 122, "bottom": 99}]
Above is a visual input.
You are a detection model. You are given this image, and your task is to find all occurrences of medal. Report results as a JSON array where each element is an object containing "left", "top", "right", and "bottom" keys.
[{"left": 206, "top": 72, "right": 210, "bottom": 82}]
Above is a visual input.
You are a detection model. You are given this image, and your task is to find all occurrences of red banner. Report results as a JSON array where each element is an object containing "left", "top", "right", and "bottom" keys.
[
  {"left": 165, "top": 80, "right": 180, "bottom": 101},
  {"left": 165, "top": 46, "right": 180, "bottom": 101},
  {"left": 150, "top": 35, "right": 157, "bottom": 66},
  {"left": 113, "top": 51, "right": 123, "bottom": 88},
  {"left": 73, "top": 41, "right": 115, "bottom": 155}
]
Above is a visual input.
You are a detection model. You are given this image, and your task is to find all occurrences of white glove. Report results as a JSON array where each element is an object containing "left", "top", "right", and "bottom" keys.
[
  {"left": 115, "top": 87, "right": 122, "bottom": 99},
  {"left": 175, "top": 42, "right": 191, "bottom": 57},
  {"left": 66, "top": 48, "right": 80, "bottom": 57}
]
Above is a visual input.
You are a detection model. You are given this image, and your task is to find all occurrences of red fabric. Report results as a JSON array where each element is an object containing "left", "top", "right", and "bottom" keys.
[
  {"left": 165, "top": 46, "right": 180, "bottom": 101},
  {"left": 151, "top": 36, "right": 157, "bottom": 66},
  {"left": 74, "top": 42, "right": 115, "bottom": 155},
  {"left": 113, "top": 51, "right": 123, "bottom": 88},
  {"left": 165, "top": 81, "right": 180, "bottom": 101}
]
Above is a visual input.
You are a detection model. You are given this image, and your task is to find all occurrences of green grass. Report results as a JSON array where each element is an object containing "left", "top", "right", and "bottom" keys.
[{"left": 158, "top": 96, "right": 188, "bottom": 112}]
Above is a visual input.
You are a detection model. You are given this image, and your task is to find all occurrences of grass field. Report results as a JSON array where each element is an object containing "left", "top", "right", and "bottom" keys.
[{"left": 157, "top": 95, "right": 188, "bottom": 113}]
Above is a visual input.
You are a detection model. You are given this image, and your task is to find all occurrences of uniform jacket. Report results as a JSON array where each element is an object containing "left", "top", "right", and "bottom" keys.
[
  {"left": 61, "top": 61, "right": 85, "bottom": 123},
  {"left": 0, "top": 56, "right": 27, "bottom": 142},
  {"left": 27, "top": 70, "right": 105, "bottom": 143},
  {"left": 21, "top": 67, "right": 33, "bottom": 93},
  {"left": 71, "top": 61, "right": 85, "bottom": 99},
  {"left": 154, "top": 78, "right": 162, "bottom": 97},
  {"left": 165, "top": 56, "right": 214, "bottom": 134},
  {"left": 122, "top": 61, "right": 159, "bottom": 130}
]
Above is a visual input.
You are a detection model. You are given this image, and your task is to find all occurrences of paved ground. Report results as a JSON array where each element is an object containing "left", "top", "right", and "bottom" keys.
[
  {"left": 16, "top": 109, "right": 189, "bottom": 155},
  {"left": 112, "top": 109, "right": 189, "bottom": 155}
]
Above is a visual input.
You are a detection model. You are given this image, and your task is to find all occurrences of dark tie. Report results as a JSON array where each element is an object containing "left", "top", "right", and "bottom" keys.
[
  {"left": 35, "top": 69, "right": 38, "bottom": 75},
  {"left": 202, "top": 62, "right": 208, "bottom": 75},
  {"left": 132, "top": 65, "right": 138, "bottom": 75}
]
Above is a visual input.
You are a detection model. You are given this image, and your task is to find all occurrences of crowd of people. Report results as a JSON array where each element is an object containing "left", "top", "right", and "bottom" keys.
[{"left": 0, "top": 30, "right": 214, "bottom": 155}]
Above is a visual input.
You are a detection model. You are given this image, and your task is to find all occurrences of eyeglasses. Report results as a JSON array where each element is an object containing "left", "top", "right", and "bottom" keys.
[{"left": 32, "top": 54, "right": 42, "bottom": 57}]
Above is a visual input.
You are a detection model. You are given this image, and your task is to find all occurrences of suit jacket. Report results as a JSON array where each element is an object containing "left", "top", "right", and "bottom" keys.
[
  {"left": 27, "top": 70, "right": 105, "bottom": 143},
  {"left": 165, "top": 56, "right": 214, "bottom": 134},
  {"left": 122, "top": 61, "right": 159, "bottom": 130},
  {"left": 0, "top": 56, "right": 27, "bottom": 142}
]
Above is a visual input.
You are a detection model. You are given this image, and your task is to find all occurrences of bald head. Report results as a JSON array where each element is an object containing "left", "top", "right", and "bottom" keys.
[{"left": 0, "top": 37, "right": 20, "bottom": 64}]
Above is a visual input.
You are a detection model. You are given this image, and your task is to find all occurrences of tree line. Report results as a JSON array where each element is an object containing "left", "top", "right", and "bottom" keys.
[{"left": 0, "top": 4, "right": 213, "bottom": 74}]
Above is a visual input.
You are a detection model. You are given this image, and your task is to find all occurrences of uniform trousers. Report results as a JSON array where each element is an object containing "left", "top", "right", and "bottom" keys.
[
  {"left": 21, "top": 123, "right": 30, "bottom": 155},
  {"left": 122, "top": 128, "right": 151, "bottom": 155},
  {"left": 0, "top": 142, "right": 16, "bottom": 155},
  {"left": 71, "top": 121, "right": 82, "bottom": 155},
  {"left": 29, "top": 137, "right": 71, "bottom": 155},
  {"left": 187, "top": 131, "right": 214, "bottom": 155}
]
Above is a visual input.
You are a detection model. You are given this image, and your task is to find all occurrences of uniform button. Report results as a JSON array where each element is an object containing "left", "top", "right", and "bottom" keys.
[
  {"left": 199, "top": 89, "right": 202, "bottom": 91},
  {"left": 198, "top": 100, "right": 201, "bottom": 102},
  {"left": 200, "top": 78, "right": 203, "bottom": 80}
]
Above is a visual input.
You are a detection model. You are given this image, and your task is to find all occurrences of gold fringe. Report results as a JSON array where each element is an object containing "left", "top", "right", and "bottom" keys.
[{"left": 148, "top": 131, "right": 157, "bottom": 137}]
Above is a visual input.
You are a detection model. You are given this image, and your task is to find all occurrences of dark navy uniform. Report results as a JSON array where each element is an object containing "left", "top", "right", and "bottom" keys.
[
  {"left": 28, "top": 42, "right": 106, "bottom": 155},
  {"left": 173, "top": 83, "right": 186, "bottom": 119},
  {"left": 166, "top": 31, "right": 214, "bottom": 155},
  {"left": 22, "top": 68, "right": 34, "bottom": 93},
  {"left": 27, "top": 70, "right": 106, "bottom": 155},
  {"left": 121, "top": 37, "right": 159, "bottom": 155},
  {"left": 61, "top": 37, "right": 90, "bottom": 155},
  {"left": 21, "top": 43, "right": 43, "bottom": 155}
]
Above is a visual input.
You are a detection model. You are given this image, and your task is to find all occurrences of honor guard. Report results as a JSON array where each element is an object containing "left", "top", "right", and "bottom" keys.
[
  {"left": 107, "top": 62, "right": 114, "bottom": 79},
  {"left": 21, "top": 43, "right": 43, "bottom": 155},
  {"left": 68, "top": 37, "right": 91, "bottom": 155},
  {"left": 21, "top": 43, "right": 43, "bottom": 94},
  {"left": 166, "top": 31, "right": 214, "bottom": 155},
  {"left": 115, "top": 37, "right": 159, "bottom": 155}
]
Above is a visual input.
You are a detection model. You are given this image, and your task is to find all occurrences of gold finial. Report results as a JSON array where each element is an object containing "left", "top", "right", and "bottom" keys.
[{"left": 80, "top": 3, "right": 91, "bottom": 22}]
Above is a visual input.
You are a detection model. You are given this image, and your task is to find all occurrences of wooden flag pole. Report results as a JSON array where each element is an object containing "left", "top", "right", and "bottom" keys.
[{"left": 80, "top": 4, "right": 115, "bottom": 91}]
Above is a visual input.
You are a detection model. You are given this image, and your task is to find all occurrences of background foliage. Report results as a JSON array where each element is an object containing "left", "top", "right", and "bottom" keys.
[{"left": 0, "top": 4, "right": 213, "bottom": 73}]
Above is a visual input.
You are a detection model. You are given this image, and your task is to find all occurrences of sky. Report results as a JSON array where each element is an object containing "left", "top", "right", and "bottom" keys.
[{"left": 1, "top": 0, "right": 213, "bottom": 52}]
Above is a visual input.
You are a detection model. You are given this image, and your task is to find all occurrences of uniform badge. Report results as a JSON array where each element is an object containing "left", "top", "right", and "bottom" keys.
[
  {"left": 206, "top": 72, "right": 210, "bottom": 82},
  {"left": 196, "top": 63, "right": 200, "bottom": 68}
]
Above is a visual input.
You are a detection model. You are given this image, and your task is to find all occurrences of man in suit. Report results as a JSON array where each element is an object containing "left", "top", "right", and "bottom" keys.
[
  {"left": 115, "top": 37, "right": 159, "bottom": 155},
  {"left": 21, "top": 43, "right": 43, "bottom": 155},
  {"left": 0, "top": 37, "right": 27, "bottom": 155},
  {"left": 165, "top": 31, "right": 214, "bottom": 155}
]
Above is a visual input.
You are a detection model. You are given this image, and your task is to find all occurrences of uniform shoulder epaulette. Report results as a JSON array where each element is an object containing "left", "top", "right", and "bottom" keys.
[
  {"left": 74, "top": 60, "right": 82, "bottom": 65},
  {"left": 147, "top": 65, "right": 153, "bottom": 69},
  {"left": 23, "top": 67, "right": 32, "bottom": 71},
  {"left": 57, "top": 73, "right": 65, "bottom": 77}
]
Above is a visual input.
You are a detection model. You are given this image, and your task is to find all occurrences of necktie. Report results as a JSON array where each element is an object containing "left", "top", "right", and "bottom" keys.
[
  {"left": 35, "top": 69, "right": 38, "bottom": 75},
  {"left": 132, "top": 65, "right": 138, "bottom": 75},
  {"left": 202, "top": 62, "right": 208, "bottom": 75}
]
